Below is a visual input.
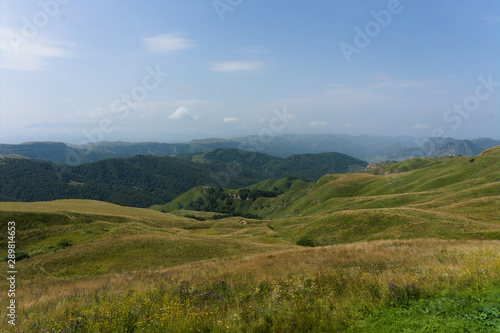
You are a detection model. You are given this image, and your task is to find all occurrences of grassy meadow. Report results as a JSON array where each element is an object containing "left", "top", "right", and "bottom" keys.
[
  {"left": 1, "top": 146, "right": 499, "bottom": 331},
  {"left": 1, "top": 238, "right": 499, "bottom": 332}
]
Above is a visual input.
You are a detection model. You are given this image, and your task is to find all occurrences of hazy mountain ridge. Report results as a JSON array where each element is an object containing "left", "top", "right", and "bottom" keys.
[
  {"left": 1, "top": 135, "right": 498, "bottom": 165},
  {"left": 388, "top": 137, "right": 498, "bottom": 160},
  {"left": 0, "top": 140, "right": 241, "bottom": 165}
]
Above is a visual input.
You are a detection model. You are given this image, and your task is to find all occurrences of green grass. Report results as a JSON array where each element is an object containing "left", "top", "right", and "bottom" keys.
[
  {"left": 246, "top": 176, "right": 313, "bottom": 192},
  {"left": 349, "top": 286, "right": 500, "bottom": 332},
  {"left": 150, "top": 148, "right": 499, "bottom": 247},
  {"left": 235, "top": 147, "right": 500, "bottom": 246},
  {"left": 151, "top": 177, "right": 314, "bottom": 214},
  {"left": 0, "top": 200, "right": 294, "bottom": 279},
  {"left": 0, "top": 147, "right": 498, "bottom": 331},
  {"left": 6, "top": 239, "right": 499, "bottom": 332}
]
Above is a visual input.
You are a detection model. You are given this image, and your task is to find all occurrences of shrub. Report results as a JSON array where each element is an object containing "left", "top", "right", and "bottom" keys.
[
  {"left": 15, "top": 251, "right": 30, "bottom": 261},
  {"left": 57, "top": 238, "right": 72, "bottom": 248},
  {"left": 185, "top": 214, "right": 206, "bottom": 221},
  {"left": 296, "top": 235, "right": 315, "bottom": 247},
  {"left": 0, "top": 251, "right": 30, "bottom": 262}
]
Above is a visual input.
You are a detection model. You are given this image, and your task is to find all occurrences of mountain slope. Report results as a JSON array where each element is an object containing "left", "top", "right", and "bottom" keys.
[
  {"left": 163, "top": 146, "right": 499, "bottom": 245},
  {"left": 266, "top": 146, "right": 500, "bottom": 245},
  {"left": 152, "top": 176, "right": 314, "bottom": 214},
  {"left": 0, "top": 199, "right": 293, "bottom": 278}
]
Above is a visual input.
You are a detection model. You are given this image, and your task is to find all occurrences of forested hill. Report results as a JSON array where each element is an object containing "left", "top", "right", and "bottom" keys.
[
  {"left": 177, "top": 148, "right": 368, "bottom": 180},
  {"left": 0, "top": 149, "right": 367, "bottom": 207}
]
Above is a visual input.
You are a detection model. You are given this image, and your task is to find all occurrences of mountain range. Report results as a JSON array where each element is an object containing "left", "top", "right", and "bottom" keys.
[{"left": 1, "top": 134, "right": 497, "bottom": 164}]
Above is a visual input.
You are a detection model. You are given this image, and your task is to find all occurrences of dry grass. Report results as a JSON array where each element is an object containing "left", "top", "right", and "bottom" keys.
[
  {"left": 7, "top": 238, "right": 498, "bottom": 310},
  {"left": 1, "top": 238, "right": 498, "bottom": 332},
  {"left": 0, "top": 199, "right": 180, "bottom": 222}
]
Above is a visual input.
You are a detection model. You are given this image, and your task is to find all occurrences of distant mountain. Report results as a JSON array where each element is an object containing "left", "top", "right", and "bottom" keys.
[
  {"left": 0, "top": 148, "right": 367, "bottom": 207},
  {"left": 388, "top": 137, "right": 498, "bottom": 160},
  {"left": 0, "top": 140, "right": 240, "bottom": 165},
  {"left": 472, "top": 138, "right": 500, "bottom": 150},
  {"left": 233, "top": 133, "right": 420, "bottom": 161},
  {"left": 1, "top": 135, "right": 497, "bottom": 164},
  {"left": 0, "top": 142, "right": 77, "bottom": 164}
]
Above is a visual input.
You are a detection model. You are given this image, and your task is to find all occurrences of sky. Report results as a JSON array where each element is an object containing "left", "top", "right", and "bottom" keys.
[{"left": 1, "top": 0, "right": 499, "bottom": 144}]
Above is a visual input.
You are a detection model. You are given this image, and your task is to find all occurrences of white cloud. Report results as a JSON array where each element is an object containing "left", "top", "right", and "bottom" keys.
[
  {"left": 63, "top": 107, "right": 108, "bottom": 120},
  {"left": 137, "top": 99, "right": 213, "bottom": 110},
  {"left": 368, "top": 73, "right": 429, "bottom": 90},
  {"left": 168, "top": 106, "right": 199, "bottom": 120},
  {"left": 412, "top": 124, "right": 431, "bottom": 129},
  {"left": 168, "top": 106, "right": 189, "bottom": 119},
  {"left": 143, "top": 33, "right": 194, "bottom": 54},
  {"left": 210, "top": 61, "right": 265, "bottom": 72},
  {"left": 309, "top": 121, "right": 328, "bottom": 127},
  {"left": 223, "top": 117, "right": 239, "bottom": 123},
  {"left": 0, "top": 26, "right": 73, "bottom": 70},
  {"left": 344, "top": 122, "right": 353, "bottom": 127}
]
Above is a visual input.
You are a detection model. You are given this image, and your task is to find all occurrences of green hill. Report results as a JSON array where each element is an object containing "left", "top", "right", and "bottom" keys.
[
  {"left": 163, "top": 146, "right": 500, "bottom": 245},
  {"left": 0, "top": 200, "right": 293, "bottom": 279},
  {"left": 0, "top": 155, "right": 236, "bottom": 207},
  {"left": 178, "top": 148, "right": 368, "bottom": 181},
  {"left": 0, "top": 149, "right": 367, "bottom": 207},
  {"left": 264, "top": 146, "right": 500, "bottom": 245},
  {"left": 1, "top": 198, "right": 499, "bottom": 332},
  {"left": 152, "top": 176, "right": 313, "bottom": 215}
]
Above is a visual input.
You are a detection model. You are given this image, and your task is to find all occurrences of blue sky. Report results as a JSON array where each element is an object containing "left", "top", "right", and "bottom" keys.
[{"left": 1, "top": 0, "right": 499, "bottom": 144}]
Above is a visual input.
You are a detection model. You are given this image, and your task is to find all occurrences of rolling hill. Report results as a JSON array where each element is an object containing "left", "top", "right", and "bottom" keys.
[
  {"left": 158, "top": 146, "right": 500, "bottom": 245},
  {"left": 0, "top": 200, "right": 292, "bottom": 279},
  {"left": 0, "top": 147, "right": 498, "bottom": 332}
]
